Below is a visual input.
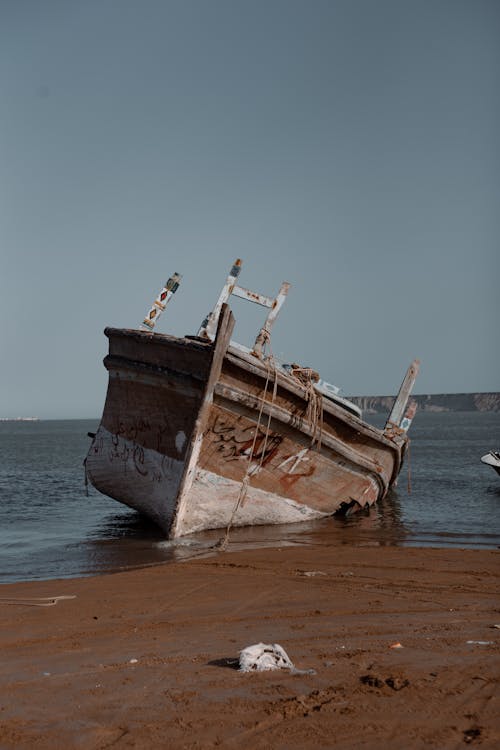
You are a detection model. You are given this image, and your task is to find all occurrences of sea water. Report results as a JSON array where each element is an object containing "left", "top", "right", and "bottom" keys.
[{"left": 0, "top": 412, "right": 499, "bottom": 583}]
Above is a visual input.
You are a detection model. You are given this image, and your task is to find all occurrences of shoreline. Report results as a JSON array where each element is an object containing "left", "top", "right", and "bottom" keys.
[
  {"left": 1, "top": 544, "right": 498, "bottom": 748},
  {"left": 3, "top": 522, "right": 500, "bottom": 586}
]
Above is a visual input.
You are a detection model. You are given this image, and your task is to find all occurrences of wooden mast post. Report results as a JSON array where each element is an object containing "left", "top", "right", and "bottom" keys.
[
  {"left": 141, "top": 272, "right": 182, "bottom": 331},
  {"left": 198, "top": 260, "right": 242, "bottom": 340},
  {"left": 385, "top": 359, "right": 420, "bottom": 432}
]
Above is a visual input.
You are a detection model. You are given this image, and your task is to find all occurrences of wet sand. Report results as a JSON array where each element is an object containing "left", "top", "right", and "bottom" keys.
[{"left": 0, "top": 544, "right": 499, "bottom": 749}]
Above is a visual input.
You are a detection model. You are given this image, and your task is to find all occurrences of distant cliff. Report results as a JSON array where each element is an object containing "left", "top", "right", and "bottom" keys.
[{"left": 350, "top": 392, "right": 500, "bottom": 414}]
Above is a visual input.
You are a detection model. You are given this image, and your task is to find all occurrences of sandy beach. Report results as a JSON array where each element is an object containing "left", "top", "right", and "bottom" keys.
[{"left": 0, "top": 544, "right": 498, "bottom": 749}]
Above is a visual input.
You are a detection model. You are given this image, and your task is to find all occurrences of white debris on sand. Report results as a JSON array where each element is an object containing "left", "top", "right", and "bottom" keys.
[{"left": 239, "top": 642, "right": 316, "bottom": 675}]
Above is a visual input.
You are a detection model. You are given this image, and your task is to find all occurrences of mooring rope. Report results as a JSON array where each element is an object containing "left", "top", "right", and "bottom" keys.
[
  {"left": 84, "top": 458, "right": 89, "bottom": 497},
  {"left": 384, "top": 421, "right": 412, "bottom": 495},
  {"left": 217, "top": 347, "right": 328, "bottom": 550},
  {"left": 406, "top": 439, "right": 412, "bottom": 494},
  {"left": 217, "top": 355, "right": 279, "bottom": 550}
]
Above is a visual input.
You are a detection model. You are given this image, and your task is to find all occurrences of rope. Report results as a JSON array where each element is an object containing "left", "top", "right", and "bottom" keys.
[
  {"left": 384, "top": 420, "right": 406, "bottom": 439},
  {"left": 305, "top": 380, "right": 323, "bottom": 452},
  {"left": 259, "top": 328, "right": 271, "bottom": 348},
  {"left": 84, "top": 458, "right": 89, "bottom": 497},
  {"left": 216, "top": 341, "right": 331, "bottom": 551},
  {"left": 217, "top": 351, "right": 327, "bottom": 550},
  {"left": 217, "top": 355, "right": 279, "bottom": 550},
  {"left": 289, "top": 366, "right": 323, "bottom": 452},
  {"left": 385, "top": 421, "right": 412, "bottom": 495},
  {"left": 254, "top": 361, "right": 279, "bottom": 474},
  {"left": 0, "top": 595, "right": 76, "bottom": 607},
  {"left": 406, "top": 439, "right": 412, "bottom": 494}
]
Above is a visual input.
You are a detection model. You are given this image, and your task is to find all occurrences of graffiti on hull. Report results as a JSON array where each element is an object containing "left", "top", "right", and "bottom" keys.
[
  {"left": 212, "top": 415, "right": 283, "bottom": 467},
  {"left": 88, "top": 428, "right": 181, "bottom": 484},
  {"left": 210, "top": 415, "right": 316, "bottom": 486}
]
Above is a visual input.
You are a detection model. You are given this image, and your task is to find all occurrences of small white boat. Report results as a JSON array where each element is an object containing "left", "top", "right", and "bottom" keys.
[{"left": 481, "top": 451, "right": 500, "bottom": 476}]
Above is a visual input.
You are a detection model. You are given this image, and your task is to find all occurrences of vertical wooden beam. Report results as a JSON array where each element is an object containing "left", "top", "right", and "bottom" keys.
[
  {"left": 198, "top": 260, "right": 242, "bottom": 340},
  {"left": 141, "top": 273, "right": 182, "bottom": 331},
  {"left": 252, "top": 281, "right": 290, "bottom": 358},
  {"left": 385, "top": 359, "right": 420, "bottom": 430},
  {"left": 170, "top": 304, "right": 235, "bottom": 537},
  {"left": 400, "top": 401, "right": 417, "bottom": 433}
]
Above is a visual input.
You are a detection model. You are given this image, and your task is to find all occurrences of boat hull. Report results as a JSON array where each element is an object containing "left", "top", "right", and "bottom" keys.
[{"left": 85, "top": 308, "right": 408, "bottom": 537}]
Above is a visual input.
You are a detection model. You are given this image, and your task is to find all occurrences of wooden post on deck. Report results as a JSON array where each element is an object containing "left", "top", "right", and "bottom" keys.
[
  {"left": 198, "top": 260, "right": 242, "bottom": 340},
  {"left": 252, "top": 281, "right": 290, "bottom": 358},
  {"left": 385, "top": 359, "right": 420, "bottom": 431},
  {"left": 141, "top": 273, "right": 182, "bottom": 331}
]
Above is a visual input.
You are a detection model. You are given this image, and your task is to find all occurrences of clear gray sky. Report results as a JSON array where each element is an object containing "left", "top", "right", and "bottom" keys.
[{"left": 1, "top": 0, "right": 499, "bottom": 419}]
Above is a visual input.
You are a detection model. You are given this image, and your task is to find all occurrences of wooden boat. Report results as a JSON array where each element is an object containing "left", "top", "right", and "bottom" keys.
[{"left": 85, "top": 260, "right": 419, "bottom": 538}]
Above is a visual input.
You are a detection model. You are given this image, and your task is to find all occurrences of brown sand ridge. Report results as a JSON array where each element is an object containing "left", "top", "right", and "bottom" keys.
[{"left": 0, "top": 544, "right": 499, "bottom": 749}]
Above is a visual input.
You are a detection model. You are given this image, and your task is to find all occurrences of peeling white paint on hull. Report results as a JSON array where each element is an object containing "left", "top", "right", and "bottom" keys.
[
  {"left": 174, "top": 468, "right": 329, "bottom": 537},
  {"left": 85, "top": 427, "right": 184, "bottom": 532}
]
